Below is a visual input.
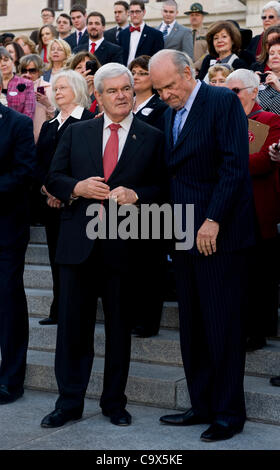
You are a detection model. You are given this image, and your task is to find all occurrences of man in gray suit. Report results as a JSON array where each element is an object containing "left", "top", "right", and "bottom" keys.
[{"left": 158, "top": 0, "right": 193, "bottom": 59}]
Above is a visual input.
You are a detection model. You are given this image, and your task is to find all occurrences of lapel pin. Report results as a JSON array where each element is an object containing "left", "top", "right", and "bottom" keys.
[{"left": 132, "top": 134, "right": 137, "bottom": 140}]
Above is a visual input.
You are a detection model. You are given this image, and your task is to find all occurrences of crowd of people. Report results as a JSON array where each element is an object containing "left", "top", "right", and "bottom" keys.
[{"left": 1, "top": 0, "right": 280, "bottom": 444}]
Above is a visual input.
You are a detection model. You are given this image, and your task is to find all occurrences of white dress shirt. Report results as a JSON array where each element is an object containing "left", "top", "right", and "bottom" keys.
[
  {"left": 76, "top": 27, "right": 87, "bottom": 44},
  {"left": 103, "top": 112, "right": 134, "bottom": 160},
  {"left": 89, "top": 36, "right": 104, "bottom": 52},
  {"left": 127, "top": 22, "right": 145, "bottom": 66},
  {"left": 160, "top": 20, "right": 176, "bottom": 37}
]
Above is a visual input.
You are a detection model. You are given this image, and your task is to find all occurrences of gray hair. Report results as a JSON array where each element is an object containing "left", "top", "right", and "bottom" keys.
[
  {"left": 162, "top": 0, "right": 178, "bottom": 9},
  {"left": 94, "top": 63, "right": 134, "bottom": 94},
  {"left": 226, "top": 69, "right": 260, "bottom": 90},
  {"left": 149, "top": 49, "right": 196, "bottom": 78},
  {"left": 19, "top": 54, "right": 45, "bottom": 76},
  {"left": 51, "top": 69, "right": 91, "bottom": 109},
  {"left": 262, "top": 1, "right": 280, "bottom": 17},
  {"left": 0, "top": 46, "right": 12, "bottom": 61}
]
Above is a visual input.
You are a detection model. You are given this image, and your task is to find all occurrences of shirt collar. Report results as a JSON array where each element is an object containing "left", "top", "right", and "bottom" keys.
[
  {"left": 103, "top": 111, "right": 134, "bottom": 132},
  {"left": 76, "top": 27, "right": 87, "bottom": 37},
  {"left": 50, "top": 105, "right": 84, "bottom": 124},
  {"left": 162, "top": 20, "right": 176, "bottom": 30},
  {"left": 131, "top": 21, "right": 145, "bottom": 32},
  {"left": 89, "top": 37, "right": 104, "bottom": 47}
]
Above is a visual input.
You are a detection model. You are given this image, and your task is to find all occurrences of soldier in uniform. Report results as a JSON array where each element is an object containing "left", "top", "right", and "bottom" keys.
[{"left": 184, "top": 3, "right": 208, "bottom": 74}]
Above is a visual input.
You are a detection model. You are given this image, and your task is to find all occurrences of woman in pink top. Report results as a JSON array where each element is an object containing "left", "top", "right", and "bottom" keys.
[{"left": 0, "top": 46, "right": 35, "bottom": 119}]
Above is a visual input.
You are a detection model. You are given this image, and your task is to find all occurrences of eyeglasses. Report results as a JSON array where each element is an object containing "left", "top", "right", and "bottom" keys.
[
  {"left": 131, "top": 71, "right": 149, "bottom": 76},
  {"left": 129, "top": 10, "right": 143, "bottom": 15},
  {"left": 229, "top": 86, "right": 253, "bottom": 94},
  {"left": 261, "top": 15, "right": 276, "bottom": 20},
  {"left": 21, "top": 68, "right": 38, "bottom": 74}
]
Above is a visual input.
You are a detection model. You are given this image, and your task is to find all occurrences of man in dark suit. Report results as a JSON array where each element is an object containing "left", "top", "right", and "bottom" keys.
[
  {"left": 74, "top": 11, "right": 124, "bottom": 65},
  {"left": 119, "top": 0, "right": 164, "bottom": 66},
  {"left": 0, "top": 72, "right": 36, "bottom": 405},
  {"left": 158, "top": 0, "right": 193, "bottom": 58},
  {"left": 104, "top": 1, "right": 130, "bottom": 45},
  {"left": 150, "top": 50, "right": 255, "bottom": 442},
  {"left": 65, "top": 4, "right": 88, "bottom": 52},
  {"left": 40, "top": 63, "right": 164, "bottom": 428}
]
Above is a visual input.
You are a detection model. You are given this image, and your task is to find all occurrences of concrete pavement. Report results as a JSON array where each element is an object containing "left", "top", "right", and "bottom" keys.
[{"left": 1, "top": 389, "right": 280, "bottom": 451}]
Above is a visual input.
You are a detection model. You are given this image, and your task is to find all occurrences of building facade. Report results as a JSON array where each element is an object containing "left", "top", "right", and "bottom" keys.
[{"left": 0, "top": 1, "right": 270, "bottom": 37}]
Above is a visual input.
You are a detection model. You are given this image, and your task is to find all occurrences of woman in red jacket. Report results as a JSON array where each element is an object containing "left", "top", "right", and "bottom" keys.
[{"left": 226, "top": 68, "right": 280, "bottom": 351}]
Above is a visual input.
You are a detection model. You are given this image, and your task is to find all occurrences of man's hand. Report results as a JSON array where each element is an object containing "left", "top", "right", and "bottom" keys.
[
  {"left": 269, "top": 141, "right": 280, "bottom": 162},
  {"left": 73, "top": 177, "right": 110, "bottom": 199},
  {"left": 196, "top": 219, "right": 219, "bottom": 256},
  {"left": 42, "top": 185, "right": 62, "bottom": 209},
  {"left": 108, "top": 186, "right": 138, "bottom": 205}
]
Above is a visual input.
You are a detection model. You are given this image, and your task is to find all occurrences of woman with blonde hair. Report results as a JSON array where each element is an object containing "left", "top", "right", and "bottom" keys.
[
  {"left": 43, "top": 38, "right": 72, "bottom": 82},
  {"left": 36, "top": 70, "right": 93, "bottom": 325},
  {"left": 14, "top": 35, "right": 36, "bottom": 55},
  {"left": 208, "top": 64, "right": 231, "bottom": 86}
]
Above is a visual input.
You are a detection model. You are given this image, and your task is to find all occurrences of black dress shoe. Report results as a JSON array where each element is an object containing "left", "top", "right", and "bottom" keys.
[
  {"left": 41, "top": 407, "right": 83, "bottom": 428},
  {"left": 39, "top": 317, "right": 58, "bottom": 325},
  {"left": 200, "top": 422, "right": 243, "bottom": 442},
  {"left": 131, "top": 326, "right": 158, "bottom": 338},
  {"left": 0, "top": 385, "right": 24, "bottom": 405},
  {"left": 102, "top": 409, "right": 132, "bottom": 426},
  {"left": 246, "top": 336, "right": 266, "bottom": 352},
  {"left": 270, "top": 376, "right": 280, "bottom": 387},
  {"left": 159, "top": 408, "right": 209, "bottom": 426}
]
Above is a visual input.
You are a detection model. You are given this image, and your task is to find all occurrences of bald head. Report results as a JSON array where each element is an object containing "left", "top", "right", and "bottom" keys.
[{"left": 149, "top": 50, "right": 197, "bottom": 110}]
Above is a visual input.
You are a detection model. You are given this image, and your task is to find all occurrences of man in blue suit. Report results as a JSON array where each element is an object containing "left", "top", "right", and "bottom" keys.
[
  {"left": 0, "top": 71, "right": 36, "bottom": 404},
  {"left": 118, "top": 0, "right": 164, "bottom": 66},
  {"left": 150, "top": 50, "right": 255, "bottom": 442}
]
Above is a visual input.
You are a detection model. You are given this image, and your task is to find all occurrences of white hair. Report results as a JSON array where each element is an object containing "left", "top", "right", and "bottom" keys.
[
  {"left": 149, "top": 49, "right": 196, "bottom": 79},
  {"left": 51, "top": 69, "right": 91, "bottom": 109},
  {"left": 262, "top": 1, "right": 280, "bottom": 17},
  {"left": 94, "top": 63, "right": 134, "bottom": 94},
  {"left": 226, "top": 69, "right": 260, "bottom": 90}
]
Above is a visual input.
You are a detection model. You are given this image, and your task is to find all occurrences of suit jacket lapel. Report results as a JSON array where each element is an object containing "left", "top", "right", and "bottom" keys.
[
  {"left": 0, "top": 104, "right": 8, "bottom": 132},
  {"left": 86, "top": 117, "right": 104, "bottom": 177},
  {"left": 173, "top": 82, "right": 207, "bottom": 150},
  {"left": 136, "top": 24, "right": 148, "bottom": 54}
]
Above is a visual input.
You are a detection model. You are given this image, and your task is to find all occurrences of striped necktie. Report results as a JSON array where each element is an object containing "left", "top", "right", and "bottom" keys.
[
  {"left": 162, "top": 24, "right": 169, "bottom": 40},
  {"left": 173, "top": 107, "right": 187, "bottom": 145}
]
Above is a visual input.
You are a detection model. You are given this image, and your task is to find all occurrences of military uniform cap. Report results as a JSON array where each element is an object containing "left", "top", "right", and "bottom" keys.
[{"left": 184, "top": 3, "right": 209, "bottom": 15}]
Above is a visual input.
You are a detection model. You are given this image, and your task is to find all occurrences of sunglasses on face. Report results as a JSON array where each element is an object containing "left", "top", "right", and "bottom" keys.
[
  {"left": 21, "top": 68, "right": 38, "bottom": 74},
  {"left": 230, "top": 86, "right": 252, "bottom": 94},
  {"left": 261, "top": 15, "right": 276, "bottom": 20}
]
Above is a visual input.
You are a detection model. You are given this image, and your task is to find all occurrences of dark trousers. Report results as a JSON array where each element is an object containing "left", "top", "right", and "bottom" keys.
[
  {"left": 247, "top": 236, "right": 279, "bottom": 338},
  {"left": 173, "top": 249, "right": 249, "bottom": 427},
  {"left": 44, "top": 206, "right": 61, "bottom": 321},
  {"left": 0, "top": 232, "right": 29, "bottom": 391},
  {"left": 55, "top": 242, "right": 132, "bottom": 413}
]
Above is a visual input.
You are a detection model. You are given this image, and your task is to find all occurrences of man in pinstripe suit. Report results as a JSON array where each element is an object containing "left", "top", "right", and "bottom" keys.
[{"left": 150, "top": 49, "right": 255, "bottom": 442}]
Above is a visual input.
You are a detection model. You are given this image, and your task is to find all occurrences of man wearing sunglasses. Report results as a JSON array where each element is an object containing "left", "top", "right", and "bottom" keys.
[{"left": 247, "top": 1, "right": 280, "bottom": 59}]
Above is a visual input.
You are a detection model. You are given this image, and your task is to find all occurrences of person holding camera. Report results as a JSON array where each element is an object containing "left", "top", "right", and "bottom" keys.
[
  {"left": 36, "top": 70, "right": 94, "bottom": 326},
  {"left": 257, "top": 37, "right": 280, "bottom": 114},
  {"left": 68, "top": 50, "right": 101, "bottom": 113}
]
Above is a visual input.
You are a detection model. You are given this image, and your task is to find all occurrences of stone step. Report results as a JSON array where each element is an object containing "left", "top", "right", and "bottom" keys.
[
  {"left": 28, "top": 318, "right": 182, "bottom": 366},
  {"left": 24, "top": 349, "right": 280, "bottom": 424},
  {"left": 28, "top": 318, "right": 280, "bottom": 375},
  {"left": 30, "top": 226, "right": 47, "bottom": 244},
  {"left": 24, "top": 265, "right": 52, "bottom": 290},
  {"left": 25, "top": 288, "right": 179, "bottom": 329},
  {"left": 25, "top": 244, "right": 50, "bottom": 265}
]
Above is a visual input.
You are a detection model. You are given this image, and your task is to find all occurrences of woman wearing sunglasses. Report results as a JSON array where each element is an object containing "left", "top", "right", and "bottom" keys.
[
  {"left": 226, "top": 68, "right": 280, "bottom": 352},
  {"left": 247, "top": 1, "right": 280, "bottom": 59},
  {"left": 19, "top": 54, "right": 55, "bottom": 142}
]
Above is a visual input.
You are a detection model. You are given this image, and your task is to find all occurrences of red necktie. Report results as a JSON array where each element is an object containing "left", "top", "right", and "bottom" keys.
[
  {"left": 130, "top": 26, "right": 140, "bottom": 33},
  {"left": 103, "top": 123, "right": 121, "bottom": 181},
  {"left": 90, "top": 42, "right": 96, "bottom": 54},
  {"left": 99, "top": 123, "right": 121, "bottom": 220}
]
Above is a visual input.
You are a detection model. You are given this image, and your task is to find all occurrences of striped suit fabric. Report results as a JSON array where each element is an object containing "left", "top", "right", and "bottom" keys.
[{"left": 164, "top": 82, "right": 255, "bottom": 427}]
